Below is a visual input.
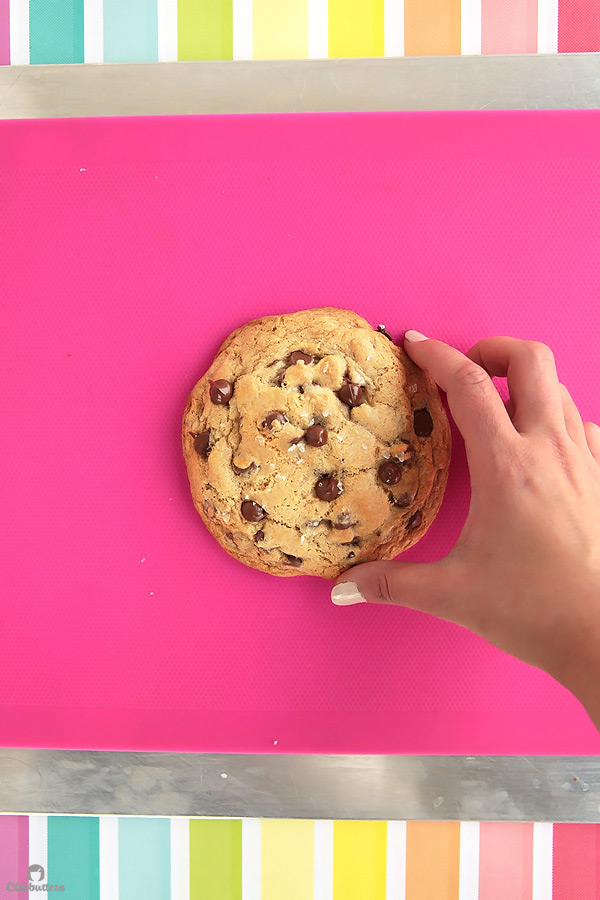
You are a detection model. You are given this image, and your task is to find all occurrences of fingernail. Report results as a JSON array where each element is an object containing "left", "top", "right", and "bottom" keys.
[
  {"left": 404, "top": 330, "right": 428, "bottom": 342},
  {"left": 331, "top": 582, "right": 367, "bottom": 606}
]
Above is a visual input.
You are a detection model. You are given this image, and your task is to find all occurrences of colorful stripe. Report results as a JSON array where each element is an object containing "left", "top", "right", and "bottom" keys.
[
  {"left": 328, "top": 0, "right": 385, "bottom": 57},
  {"left": 254, "top": 0, "right": 308, "bottom": 59},
  {"left": 118, "top": 817, "right": 171, "bottom": 900},
  {"left": 2, "top": 816, "right": 600, "bottom": 896},
  {"left": 103, "top": 0, "right": 157, "bottom": 61},
  {"left": 558, "top": 0, "right": 600, "bottom": 51},
  {"left": 178, "top": 0, "right": 233, "bottom": 61},
  {"left": 479, "top": 823, "right": 533, "bottom": 900},
  {"left": 0, "top": 0, "right": 9, "bottom": 64},
  {"left": 189, "top": 818, "right": 242, "bottom": 900},
  {"left": 47, "top": 817, "right": 99, "bottom": 900},
  {"left": 482, "top": 0, "right": 538, "bottom": 54},
  {"left": 333, "top": 821, "right": 387, "bottom": 900},
  {"left": 29, "top": 0, "right": 84, "bottom": 64},
  {"left": 404, "top": 0, "right": 461, "bottom": 56},
  {"left": 552, "top": 823, "right": 600, "bottom": 899},
  {"left": 405, "top": 821, "right": 460, "bottom": 900}
]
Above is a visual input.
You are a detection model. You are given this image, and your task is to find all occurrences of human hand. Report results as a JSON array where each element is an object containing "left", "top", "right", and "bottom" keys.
[{"left": 331, "top": 332, "right": 600, "bottom": 728}]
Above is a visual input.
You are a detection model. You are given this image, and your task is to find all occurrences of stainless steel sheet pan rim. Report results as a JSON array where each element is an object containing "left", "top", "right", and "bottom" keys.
[
  {"left": 1, "top": 750, "right": 599, "bottom": 821},
  {"left": 0, "top": 53, "right": 599, "bottom": 119}
]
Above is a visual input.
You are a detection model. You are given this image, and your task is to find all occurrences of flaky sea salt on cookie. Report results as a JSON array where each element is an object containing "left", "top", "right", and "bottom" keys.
[{"left": 182, "top": 308, "right": 451, "bottom": 578}]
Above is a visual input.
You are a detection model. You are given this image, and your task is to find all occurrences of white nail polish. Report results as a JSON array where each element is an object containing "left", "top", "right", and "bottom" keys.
[
  {"left": 404, "top": 330, "right": 428, "bottom": 342},
  {"left": 331, "top": 582, "right": 367, "bottom": 606}
]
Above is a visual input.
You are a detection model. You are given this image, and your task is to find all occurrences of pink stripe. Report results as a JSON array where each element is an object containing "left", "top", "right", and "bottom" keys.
[
  {"left": 552, "top": 824, "right": 600, "bottom": 899},
  {"left": 479, "top": 823, "right": 533, "bottom": 900},
  {"left": 558, "top": 0, "right": 600, "bottom": 52},
  {"left": 0, "top": 0, "right": 9, "bottom": 65},
  {"left": 0, "top": 816, "right": 30, "bottom": 892},
  {"left": 482, "top": 0, "right": 538, "bottom": 53}
]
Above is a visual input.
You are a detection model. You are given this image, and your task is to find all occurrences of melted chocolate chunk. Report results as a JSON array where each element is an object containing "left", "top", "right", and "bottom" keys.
[
  {"left": 283, "top": 553, "right": 303, "bottom": 567},
  {"left": 209, "top": 379, "right": 233, "bottom": 405},
  {"left": 305, "top": 424, "right": 328, "bottom": 447},
  {"left": 394, "top": 492, "right": 413, "bottom": 508},
  {"left": 193, "top": 430, "right": 210, "bottom": 457},
  {"left": 407, "top": 510, "right": 423, "bottom": 530},
  {"left": 376, "top": 324, "right": 393, "bottom": 341},
  {"left": 290, "top": 351, "right": 314, "bottom": 365},
  {"left": 263, "top": 411, "right": 288, "bottom": 429},
  {"left": 241, "top": 500, "right": 267, "bottom": 522},
  {"left": 254, "top": 530, "right": 265, "bottom": 542},
  {"left": 378, "top": 461, "right": 403, "bottom": 485},
  {"left": 315, "top": 476, "right": 343, "bottom": 501},
  {"left": 413, "top": 408, "right": 433, "bottom": 437},
  {"left": 346, "top": 551, "right": 356, "bottom": 559},
  {"left": 233, "top": 461, "right": 258, "bottom": 476},
  {"left": 275, "top": 370, "right": 286, "bottom": 386},
  {"left": 337, "top": 381, "right": 364, "bottom": 407},
  {"left": 333, "top": 521, "right": 354, "bottom": 530}
]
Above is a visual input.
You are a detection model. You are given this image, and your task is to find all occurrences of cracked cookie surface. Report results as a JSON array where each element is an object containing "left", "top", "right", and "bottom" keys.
[{"left": 182, "top": 308, "right": 451, "bottom": 578}]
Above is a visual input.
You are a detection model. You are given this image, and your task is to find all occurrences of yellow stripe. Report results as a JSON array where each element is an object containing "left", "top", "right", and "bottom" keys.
[
  {"left": 253, "top": 0, "right": 308, "bottom": 59},
  {"left": 405, "top": 822, "right": 461, "bottom": 900},
  {"left": 333, "top": 821, "right": 387, "bottom": 900},
  {"left": 261, "top": 820, "right": 314, "bottom": 900},
  {"left": 329, "top": 0, "right": 385, "bottom": 58}
]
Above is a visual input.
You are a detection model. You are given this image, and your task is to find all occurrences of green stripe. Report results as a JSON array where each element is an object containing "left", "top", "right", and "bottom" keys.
[
  {"left": 178, "top": 0, "right": 233, "bottom": 60},
  {"left": 190, "top": 819, "right": 242, "bottom": 900},
  {"left": 47, "top": 816, "right": 99, "bottom": 900},
  {"left": 29, "top": 0, "right": 84, "bottom": 64},
  {"left": 103, "top": 0, "right": 158, "bottom": 62},
  {"left": 119, "top": 818, "right": 171, "bottom": 900}
]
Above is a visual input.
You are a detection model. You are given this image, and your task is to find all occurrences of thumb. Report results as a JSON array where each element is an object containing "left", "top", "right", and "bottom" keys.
[{"left": 331, "top": 558, "right": 458, "bottom": 621}]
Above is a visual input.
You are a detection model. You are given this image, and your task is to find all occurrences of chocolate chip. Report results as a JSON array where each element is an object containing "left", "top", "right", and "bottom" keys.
[
  {"left": 209, "top": 379, "right": 233, "bottom": 405},
  {"left": 378, "top": 461, "right": 403, "bottom": 485},
  {"left": 193, "top": 430, "right": 210, "bottom": 457},
  {"left": 337, "top": 380, "right": 364, "bottom": 407},
  {"left": 290, "top": 351, "right": 313, "bottom": 365},
  {"left": 305, "top": 424, "right": 328, "bottom": 447},
  {"left": 283, "top": 553, "right": 303, "bottom": 567},
  {"left": 346, "top": 551, "right": 356, "bottom": 559},
  {"left": 254, "top": 530, "right": 265, "bottom": 542},
  {"left": 241, "top": 500, "right": 267, "bottom": 522},
  {"left": 414, "top": 408, "right": 433, "bottom": 437},
  {"left": 333, "top": 521, "right": 353, "bottom": 530},
  {"left": 263, "top": 411, "right": 288, "bottom": 429},
  {"left": 394, "top": 492, "right": 413, "bottom": 508},
  {"left": 335, "top": 512, "right": 354, "bottom": 528},
  {"left": 275, "top": 370, "right": 286, "bottom": 386},
  {"left": 376, "top": 324, "right": 393, "bottom": 341},
  {"left": 315, "top": 476, "right": 343, "bottom": 501},
  {"left": 407, "top": 510, "right": 423, "bottom": 530},
  {"left": 233, "top": 461, "right": 258, "bottom": 476}
]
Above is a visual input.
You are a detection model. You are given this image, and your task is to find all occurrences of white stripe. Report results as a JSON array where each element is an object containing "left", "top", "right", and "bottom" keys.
[
  {"left": 28, "top": 816, "right": 47, "bottom": 883},
  {"left": 537, "top": 0, "right": 559, "bottom": 53},
  {"left": 84, "top": 0, "right": 103, "bottom": 63},
  {"left": 170, "top": 817, "right": 190, "bottom": 900},
  {"left": 386, "top": 821, "right": 406, "bottom": 900},
  {"left": 308, "top": 0, "right": 328, "bottom": 59},
  {"left": 8, "top": 0, "right": 29, "bottom": 65},
  {"left": 99, "top": 816, "right": 120, "bottom": 900},
  {"left": 459, "top": 822, "right": 480, "bottom": 900},
  {"left": 532, "top": 823, "right": 553, "bottom": 900},
  {"left": 242, "top": 819, "right": 261, "bottom": 900},
  {"left": 384, "top": 0, "right": 404, "bottom": 57},
  {"left": 314, "top": 820, "right": 334, "bottom": 900},
  {"left": 157, "top": 0, "right": 178, "bottom": 62},
  {"left": 233, "top": 0, "right": 253, "bottom": 60},
  {"left": 461, "top": 0, "right": 481, "bottom": 55}
]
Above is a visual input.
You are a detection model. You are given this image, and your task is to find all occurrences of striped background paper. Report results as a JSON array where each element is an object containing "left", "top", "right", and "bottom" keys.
[
  {"left": 1, "top": 0, "right": 599, "bottom": 66},
  {"left": 1, "top": 815, "right": 599, "bottom": 898}
]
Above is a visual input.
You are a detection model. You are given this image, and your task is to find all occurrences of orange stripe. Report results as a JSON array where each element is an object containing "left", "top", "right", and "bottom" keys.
[
  {"left": 404, "top": 0, "right": 461, "bottom": 56},
  {"left": 482, "top": 0, "right": 538, "bottom": 54},
  {"left": 405, "top": 822, "right": 460, "bottom": 900}
]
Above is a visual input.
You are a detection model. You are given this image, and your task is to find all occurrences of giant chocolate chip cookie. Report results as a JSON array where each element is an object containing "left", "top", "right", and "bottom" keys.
[{"left": 182, "top": 308, "right": 451, "bottom": 578}]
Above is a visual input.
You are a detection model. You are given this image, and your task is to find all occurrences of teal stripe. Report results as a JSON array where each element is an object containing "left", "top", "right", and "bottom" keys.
[
  {"left": 29, "top": 0, "right": 84, "bottom": 64},
  {"left": 47, "top": 817, "right": 100, "bottom": 900},
  {"left": 103, "top": 0, "right": 158, "bottom": 62},
  {"left": 119, "top": 817, "right": 171, "bottom": 900}
]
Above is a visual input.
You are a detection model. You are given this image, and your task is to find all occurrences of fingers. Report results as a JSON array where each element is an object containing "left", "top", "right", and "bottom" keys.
[
  {"left": 559, "top": 383, "right": 588, "bottom": 448},
  {"left": 331, "top": 558, "right": 461, "bottom": 622},
  {"left": 464, "top": 338, "right": 565, "bottom": 438},
  {"left": 402, "top": 332, "right": 517, "bottom": 482},
  {"left": 584, "top": 421, "right": 600, "bottom": 465}
]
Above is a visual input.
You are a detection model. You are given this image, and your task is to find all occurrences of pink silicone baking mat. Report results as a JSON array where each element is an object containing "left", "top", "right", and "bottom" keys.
[{"left": 1, "top": 110, "right": 599, "bottom": 755}]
